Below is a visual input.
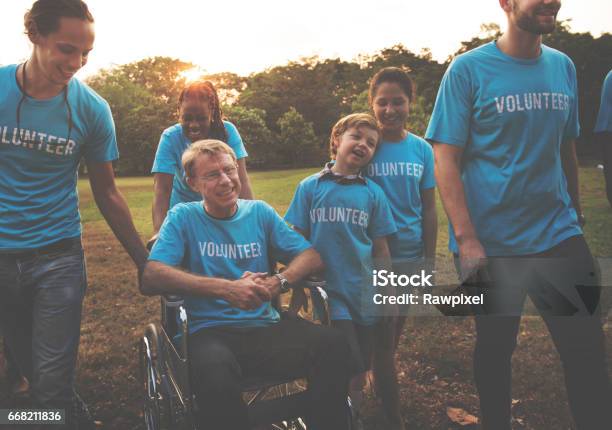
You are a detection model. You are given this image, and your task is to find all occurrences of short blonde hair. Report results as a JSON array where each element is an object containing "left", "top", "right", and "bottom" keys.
[
  {"left": 329, "top": 113, "right": 381, "bottom": 159},
  {"left": 182, "top": 139, "right": 237, "bottom": 178}
]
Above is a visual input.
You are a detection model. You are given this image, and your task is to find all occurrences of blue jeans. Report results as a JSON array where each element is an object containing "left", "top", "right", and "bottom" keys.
[{"left": 0, "top": 239, "right": 86, "bottom": 413}]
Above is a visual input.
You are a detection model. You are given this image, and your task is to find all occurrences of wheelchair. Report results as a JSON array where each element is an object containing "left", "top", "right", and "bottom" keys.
[{"left": 139, "top": 278, "right": 352, "bottom": 430}]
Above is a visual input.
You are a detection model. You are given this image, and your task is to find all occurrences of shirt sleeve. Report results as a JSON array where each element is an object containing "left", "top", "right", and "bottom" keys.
[
  {"left": 425, "top": 60, "right": 473, "bottom": 147},
  {"left": 284, "top": 181, "right": 312, "bottom": 237},
  {"left": 563, "top": 59, "right": 580, "bottom": 141},
  {"left": 224, "top": 121, "right": 248, "bottom": 159},
  {"left": 420, "top": 141, "right": 436, "bottom": 190},
  {"left": 152, "top": 130, "right": 178, "bottom": 175},
  {"left": 149, "top": 205, "right": 187, "bottom": 266},
  {"left": 368, "top": 186, "right": 398, "bottom": 239},
  {"left": 595, "top": 71, "right": 612, "bottom": 133},
  {"left": 264, "top": 202, "right": 311, "bottom": 265},
  {"left": 83, "top": 100, "right": 119, "bottom": 163}
]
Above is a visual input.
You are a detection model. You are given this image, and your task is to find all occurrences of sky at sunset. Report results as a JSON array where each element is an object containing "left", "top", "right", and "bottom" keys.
[{"left": 2, "top": 0, "right": 611, "bottom": 78}]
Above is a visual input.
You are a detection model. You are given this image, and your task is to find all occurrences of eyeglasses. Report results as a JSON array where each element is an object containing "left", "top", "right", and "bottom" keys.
[{"left": 195, "top": 165, "right": 238, "bottom": 183}]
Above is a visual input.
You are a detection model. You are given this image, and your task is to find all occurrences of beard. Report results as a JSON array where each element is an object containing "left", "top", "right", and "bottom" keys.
[{"left": 512, "top": 2, "right": 560, "bottom": 35}]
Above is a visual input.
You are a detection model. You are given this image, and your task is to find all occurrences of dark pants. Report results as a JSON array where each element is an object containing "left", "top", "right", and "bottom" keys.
[
  {"left": 0, "top": 239, "right": 86, "bottom": 429},
  {"left": 189, "top": 317, "right": 350, "bottom": 430},
  {"left": 332, "top": 319, "right": 386, "bottom": 376},
  {"left": 460, "top": 235, "right": 612, "bottom": 429}
]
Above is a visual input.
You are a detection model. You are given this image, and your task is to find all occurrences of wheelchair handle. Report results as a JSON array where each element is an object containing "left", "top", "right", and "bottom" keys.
[{"left": 162, "top": 295, "right": 185, "bottom": 307}]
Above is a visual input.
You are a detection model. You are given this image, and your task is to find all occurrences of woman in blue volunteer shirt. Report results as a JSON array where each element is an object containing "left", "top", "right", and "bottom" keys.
[
  {"left": 366, "top": 67, "right": 438, "bottom": 347},
  {"left": 0, "top": 1, "right": 147, "bottom": 427},
  {"left": 151, "top": 81, "right": 253, "bottom": 237}
]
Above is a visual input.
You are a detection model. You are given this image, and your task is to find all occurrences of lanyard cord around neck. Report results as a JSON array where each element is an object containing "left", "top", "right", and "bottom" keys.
[{"left": 15, "top": 61, "right": 73, "bottom": 145}]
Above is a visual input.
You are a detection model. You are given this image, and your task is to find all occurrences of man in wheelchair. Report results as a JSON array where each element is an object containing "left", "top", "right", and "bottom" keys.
[{"left": 140, "top": 139, "right": 351, "bottom": 430}]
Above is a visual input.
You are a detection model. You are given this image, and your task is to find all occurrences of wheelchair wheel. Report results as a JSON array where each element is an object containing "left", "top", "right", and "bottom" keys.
[
  {"left": 270, "top": 419, "right": 307, "bottom": 430},
  {"left": 140, "top": 323, "right": 165, "bottom": 430}
]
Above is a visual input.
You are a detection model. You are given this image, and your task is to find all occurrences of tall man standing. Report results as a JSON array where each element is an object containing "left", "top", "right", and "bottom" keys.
[
  {"left": 426, "top": 0, "right": 612, "bottom": 428},
  {"left": 595, "top": 70, "right": 612, "bottom": 208}
]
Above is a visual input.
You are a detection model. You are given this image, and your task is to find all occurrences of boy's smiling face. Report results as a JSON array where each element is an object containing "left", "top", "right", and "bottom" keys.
[{"left": 333, "top": 126, "right": 379, "bottom": 171}]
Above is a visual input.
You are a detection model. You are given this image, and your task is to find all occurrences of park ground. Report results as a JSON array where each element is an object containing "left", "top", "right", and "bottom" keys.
[{"left": 1, "top": 167, "right": 611, "bottom": 429}]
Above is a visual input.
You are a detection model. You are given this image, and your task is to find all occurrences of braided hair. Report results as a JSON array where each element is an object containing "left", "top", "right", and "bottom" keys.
[{"left": 178, "top": 81, "right": 227, "bottom": 142}]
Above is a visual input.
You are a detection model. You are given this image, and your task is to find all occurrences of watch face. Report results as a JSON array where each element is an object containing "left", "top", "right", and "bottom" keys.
[{"left": 276, "top": 275, "right": 290, "bottom": 292}]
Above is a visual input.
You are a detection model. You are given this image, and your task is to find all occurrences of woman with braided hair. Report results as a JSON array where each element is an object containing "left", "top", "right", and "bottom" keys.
[{"left": 151, "top": 81, "right": 253, "bottom": 238}]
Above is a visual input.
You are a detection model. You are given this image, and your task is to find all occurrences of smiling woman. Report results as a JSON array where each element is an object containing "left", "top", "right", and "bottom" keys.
[
  {"left": 0, "top": 1, "right": 149, "bottom": 429},
  {"left": 23, "top": 0, "right": 95, "bottom": 90},
  {"left": 149, "top": 79, "right": 254, "bottom": 242}
]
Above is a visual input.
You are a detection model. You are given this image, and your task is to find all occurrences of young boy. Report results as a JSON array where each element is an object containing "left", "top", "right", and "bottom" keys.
[{"left": 285, "top": 113, "right": 404, "bottom": 430}]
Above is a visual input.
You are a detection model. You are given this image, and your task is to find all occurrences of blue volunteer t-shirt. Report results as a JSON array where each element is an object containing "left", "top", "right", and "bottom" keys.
[
  {"left": 0, "top": 64, "right": 118, "bottom": 250},
  {"left": 425, "top": 42, "right": 582, "bottom": 256},
  {"left": 149, "top": 199, "right": 311, "bottom": 334},
  {"left": 366, "top": 134, "right": 435, "bottom": 261},
  {"left": 151, "top": 121, "right": 247, "bottom": 207},
  {"left": 284, "top": 172, "right": 397, "bottom": 325},
  {"left": 595, "top": 70, "right": 612, "bottom": 133}
]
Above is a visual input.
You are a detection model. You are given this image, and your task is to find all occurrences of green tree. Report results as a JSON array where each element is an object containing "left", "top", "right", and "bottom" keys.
[
  {"left": 204, "top": 72, "right": 247, "bottom": 105},
  {"left": 240, "top": 58, "right": 344, "bottom": 136},
  {"left": 543, "top": 21, "right": 612, "bottom": 141},
  {"left": 363, "top": 44, "right": 446, "bottom": 112},
  {"left": 87, "top": 73, "right": 164, "bottom": 174},
  {"left": 351, "top": 89, "right": 370, "bottom": 114},
  {"left": 277, "top": 107, "right": 323, "bottom": 167},
  {"left": 87, "top": 57, "right": 193, "bottom": 174},
  {"left": 115, "top": 56, "right": 193, "bottom": 107},
  {"left": 224, "top": 106, "right": 276, "bottom": 167}
]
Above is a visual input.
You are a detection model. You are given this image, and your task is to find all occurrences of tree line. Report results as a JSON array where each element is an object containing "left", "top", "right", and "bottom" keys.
[{"left": 86, "top": 22, "right": 612, "bottom": 175}]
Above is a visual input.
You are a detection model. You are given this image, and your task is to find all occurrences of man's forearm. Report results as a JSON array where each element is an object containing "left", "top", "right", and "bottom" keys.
[
  {"left": 95, "top": 188, "right": 149, "bottom": 270},
  {"left": 433, "top": 145, "right": 478, "bottom": 245},
  {"left": 561, "top": 139, "right": 582, "bottom": 215},
  {"left": 152, "top": 174, "right": 173, "bottom": 234},
  {"left": 152, "top": 196, "right": 170, "bottom": 235},
  {"left": 238, "top": 159, "right": 254, "bottom": 199},
  {"left": 281, "top": 248, "right": 324, "bottom": 284},
  {"left": 372, "top": 237, "right": 393, "bottom": 271},
  {"left": 423, "top": 210, "right": 437, "bottom": 259},
  {"left": 422, "top": 190, "right": 438, "bottom": 259},
  {"left": 141, "top": 261, "right": 230, "bottom": 297},
  {"left": 599, "top": 132, "right": 612, "bottom": 207}
]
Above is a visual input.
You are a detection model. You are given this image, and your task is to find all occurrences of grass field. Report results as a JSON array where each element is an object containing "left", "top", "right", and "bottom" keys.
[{"left": 1, "top": 167, "right": 611, "bottom": 429}]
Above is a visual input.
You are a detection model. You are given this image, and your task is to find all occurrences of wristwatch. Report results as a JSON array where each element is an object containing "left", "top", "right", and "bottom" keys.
[
  {"left": 578, "top": 213, "right": 586, "bottom": 227},
  {"left": 274, "top": 273, "right": 291, "bottom": 294}
]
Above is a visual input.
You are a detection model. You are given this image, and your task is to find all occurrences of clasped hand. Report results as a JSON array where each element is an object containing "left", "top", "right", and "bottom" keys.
[{"left": 224, "top": 271, "right": 282, "bottom": 310}]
